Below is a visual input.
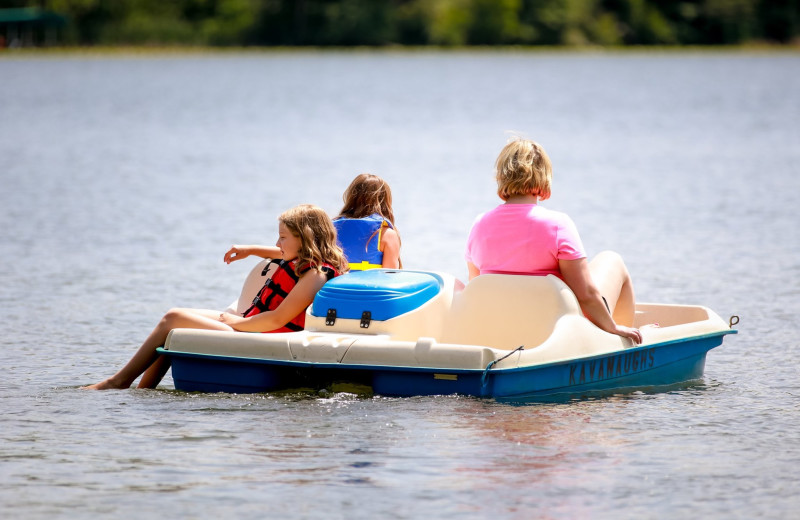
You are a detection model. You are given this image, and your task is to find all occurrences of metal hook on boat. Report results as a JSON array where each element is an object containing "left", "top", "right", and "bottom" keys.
[
  {"left": 729, "top": 315, "right": 739, "bottom": 328},
  {"left": 481, "top": 345, "right": 525, "bottom": 388}
]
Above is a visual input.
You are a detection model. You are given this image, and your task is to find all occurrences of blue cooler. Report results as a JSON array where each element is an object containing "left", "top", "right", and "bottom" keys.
[{"left": 310, "top": 270, "right": 443, "bottom": 326}]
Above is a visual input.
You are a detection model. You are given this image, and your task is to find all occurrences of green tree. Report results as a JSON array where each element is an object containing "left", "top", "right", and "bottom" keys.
[
  {"left": 700, "top": 0, "right": 758, "bottom": 43},
  {"left": 467, "top": 0, "right": 524, "bottom": 44},
  {"left": 5, "top": 0, "right": 798, "bottom": 47},
  {"left": 424, "top": 0, "right": 473, "bottom": 46},
  {"left": 317, "top": 0, "right": 395, "bottom": 45}
]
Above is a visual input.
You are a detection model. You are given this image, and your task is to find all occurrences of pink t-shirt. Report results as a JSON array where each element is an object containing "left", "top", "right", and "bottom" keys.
[{"left": 465, "top": 203, "right": 586, "bottom": 278}]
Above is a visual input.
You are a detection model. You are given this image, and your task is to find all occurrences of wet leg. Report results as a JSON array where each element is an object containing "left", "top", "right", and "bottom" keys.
[
  {"left": 137, "top": 355, "right": 172, "bottom": 389},
  {"left": 83, "top": 308, "right": 231, "bottom": 390}
]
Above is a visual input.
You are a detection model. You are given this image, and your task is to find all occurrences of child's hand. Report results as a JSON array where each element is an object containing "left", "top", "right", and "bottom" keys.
[
  {"left": 224, "top": 245, "right": 250, "bottom": 264},
  {"left": 219, "top": 312, "right": 245, "bottom": 329}
]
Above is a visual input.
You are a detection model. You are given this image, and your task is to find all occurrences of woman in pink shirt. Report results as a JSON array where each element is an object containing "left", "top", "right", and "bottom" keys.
[{"left": 466, "top": 139, "right": 642, "bottom": 344}]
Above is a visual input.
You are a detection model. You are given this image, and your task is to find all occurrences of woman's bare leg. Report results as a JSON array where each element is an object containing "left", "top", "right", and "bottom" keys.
[
  {"left": 83, "top": 308, "right": 232, "bottom": 390},
  {"left": 588, "top": 251, "right": 636, "bottom": 327}
]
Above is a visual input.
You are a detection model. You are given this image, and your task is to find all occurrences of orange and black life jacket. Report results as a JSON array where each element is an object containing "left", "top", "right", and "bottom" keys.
[{"left": 242, "top": 258, "right": 337, "bottom": 333}]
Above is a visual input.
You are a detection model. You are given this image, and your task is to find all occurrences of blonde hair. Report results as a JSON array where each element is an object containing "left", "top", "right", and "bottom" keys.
[
  {"left": 495, "top": 139, "right": 552, "bottom": 201},
  {"left": 279, "top": 204, "right": 349, "bottom": 275}
]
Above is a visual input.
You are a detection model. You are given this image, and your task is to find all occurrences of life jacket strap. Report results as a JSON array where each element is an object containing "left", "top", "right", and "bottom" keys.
[{"left": 242, "top": 259, "right": 297, "bottom": 317}]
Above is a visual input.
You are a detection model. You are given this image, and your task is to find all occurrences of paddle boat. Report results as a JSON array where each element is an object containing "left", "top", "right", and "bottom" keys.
[{"left": 158, "top": 259, "right": 738, "bottom": 400}]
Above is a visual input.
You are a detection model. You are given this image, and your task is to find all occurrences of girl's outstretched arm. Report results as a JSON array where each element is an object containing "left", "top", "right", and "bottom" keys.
[
  {"left": 219, "top": 269, "right": 329, "bottom": 332},
  {"left": 224, "top": 245, "right": 282, "bottom": 264},
  {"left": 380, "top": 228, "right": 400, "bottom": 269}
]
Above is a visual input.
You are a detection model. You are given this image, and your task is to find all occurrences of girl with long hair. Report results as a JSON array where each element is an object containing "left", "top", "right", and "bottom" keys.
[
  {"left": 333, "top": 173, "right": 401, "bottom": 270},
  {"left": 225, "top": 174, "right": 401, "bottom": 271},
  {"left": 84, "top": 205, "right": 347, "bottom": 390}
]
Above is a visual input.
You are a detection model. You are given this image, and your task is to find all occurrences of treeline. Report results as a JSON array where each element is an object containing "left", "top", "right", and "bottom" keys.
[{"left": 8, "top": 0, "right": 800, "bottom": 46}]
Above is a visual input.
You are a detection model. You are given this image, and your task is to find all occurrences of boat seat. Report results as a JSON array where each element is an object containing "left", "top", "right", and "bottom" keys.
[
  {"left": 440, "top": 274, "right": 582, "bottom": 351},
  {"left": 223, "top": 258, "right": 275, "bottom": 315}
]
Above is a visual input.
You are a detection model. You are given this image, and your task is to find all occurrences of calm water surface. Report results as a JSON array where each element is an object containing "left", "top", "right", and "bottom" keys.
[{"left": 1, "top": 50, "right": 799, "bottom": 519}]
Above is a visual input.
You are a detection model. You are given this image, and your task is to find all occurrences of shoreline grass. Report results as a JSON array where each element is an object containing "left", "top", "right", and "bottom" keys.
[{"left": 2, "top": 42, "right": 798, "bottom": 59}]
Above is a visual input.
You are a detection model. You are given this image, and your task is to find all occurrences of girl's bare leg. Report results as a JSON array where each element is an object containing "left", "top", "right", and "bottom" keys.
[
  {"left": 588, "top": 251, "right": 636, "bottom": 327},
  {"left": 137, "top": 354, "right": 172, "bottom": 390},
  {"left": 83, "top": 308, "right": 231, "bottom": 390}
]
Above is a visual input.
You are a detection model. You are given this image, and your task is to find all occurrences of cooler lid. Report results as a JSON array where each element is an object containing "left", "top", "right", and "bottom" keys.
[{"left": 310, "top": 270, "right": 442, "bottom": 321}]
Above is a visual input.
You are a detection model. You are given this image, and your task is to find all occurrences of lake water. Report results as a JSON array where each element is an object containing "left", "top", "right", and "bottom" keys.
[{"left": 1, "top": 50, "right": 798, "bottom": 519}]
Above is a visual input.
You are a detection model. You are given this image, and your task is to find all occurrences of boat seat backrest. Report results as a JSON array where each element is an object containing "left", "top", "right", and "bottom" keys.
[
  {"left": 224, "top": 258, "right": 274, "bottom": 315},
  {"left": 440, "top": 274, "right": 582, "bottom": 350}
]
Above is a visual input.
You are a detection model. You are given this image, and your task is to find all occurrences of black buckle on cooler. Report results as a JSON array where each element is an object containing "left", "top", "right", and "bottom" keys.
[
  {"left": 325, "top": 308, "right": 337, "bottom": 326},
  {"left": 360, "top": 311, "right": 372, "bottom": 328}
]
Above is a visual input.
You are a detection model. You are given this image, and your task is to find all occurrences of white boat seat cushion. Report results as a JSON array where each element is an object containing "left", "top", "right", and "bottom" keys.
[{"left": 441, "top": 274, "right": 582, "bottom": 350}]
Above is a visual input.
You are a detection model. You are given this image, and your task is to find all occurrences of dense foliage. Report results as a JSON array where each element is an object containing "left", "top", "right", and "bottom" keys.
[{"left": 3, "top": 0, "right": 798, "bottom": 46}]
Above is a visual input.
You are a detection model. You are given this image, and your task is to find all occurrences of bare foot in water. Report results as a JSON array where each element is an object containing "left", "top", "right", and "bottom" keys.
[{"left": 80, "top": 378, "right": 127, "bottom": 390}]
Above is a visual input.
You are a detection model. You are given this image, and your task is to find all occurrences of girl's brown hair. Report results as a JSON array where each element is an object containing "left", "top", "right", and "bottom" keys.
[
  {"left": 495, "top": 139, "right": 553, "bottom": 201},
  {"left": 279, "top": 204, "right": 349, "bottom": 275},
  {"left": 337, "top": 173, "right": 396, "bottom": 227},
  {"left": 337, "top": 173, "right": 402, "bottom": 267}
]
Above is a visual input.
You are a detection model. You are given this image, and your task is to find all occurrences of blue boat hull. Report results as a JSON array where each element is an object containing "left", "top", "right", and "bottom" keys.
[{"left": 161, "top": 331, "right": 733, "bottom": 399}]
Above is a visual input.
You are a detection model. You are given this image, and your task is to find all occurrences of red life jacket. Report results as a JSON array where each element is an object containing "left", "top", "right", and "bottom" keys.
[{"left": 242, "top": 258, "right": 337, "bottom": 333}]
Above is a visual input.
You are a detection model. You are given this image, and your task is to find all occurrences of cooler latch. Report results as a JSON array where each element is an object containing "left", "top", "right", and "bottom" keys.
[
  {"left": 325, "top": 308, "right": 337, "bottom": 326},
  {"left": 360, "top": 311, "right": 372, "bottom": 328}
]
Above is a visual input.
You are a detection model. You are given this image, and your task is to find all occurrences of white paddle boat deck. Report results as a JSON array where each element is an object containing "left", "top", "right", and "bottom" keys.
[{"left": 158, "top": 260, "right": 737, "bottom": 399}]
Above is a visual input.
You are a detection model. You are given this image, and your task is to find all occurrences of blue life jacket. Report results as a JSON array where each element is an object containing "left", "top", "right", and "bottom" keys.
[{"left": 333, "top": 214, "right": 392, "bottom": 271}]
